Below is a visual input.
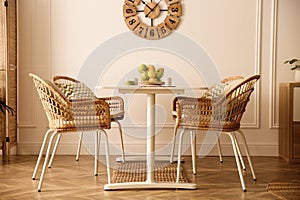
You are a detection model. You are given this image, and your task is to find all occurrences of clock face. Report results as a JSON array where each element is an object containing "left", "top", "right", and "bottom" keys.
[{"left": 123, "top": 0, "right": 182, "bottom": 40}]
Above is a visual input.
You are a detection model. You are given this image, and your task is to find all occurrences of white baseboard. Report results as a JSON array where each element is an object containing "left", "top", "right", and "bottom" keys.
[
  {"left": 0, "top": 146, "right": 17, "bottom": 155},
  {"left": 17, "top": 142, "right": 278, "bottom": 157}
]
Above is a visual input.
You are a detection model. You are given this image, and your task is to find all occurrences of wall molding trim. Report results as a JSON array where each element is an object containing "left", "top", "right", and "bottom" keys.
[
  {"left": 244, "top": 0, "right": 262, "bottom": 129},
  {"left": 269, "top": 0, "right": 279, "bottom": 129}
]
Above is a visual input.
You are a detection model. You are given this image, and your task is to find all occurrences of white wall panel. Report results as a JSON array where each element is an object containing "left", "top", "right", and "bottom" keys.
[{"left": 17, "top": 0, "right": 299, "bottom": 156}]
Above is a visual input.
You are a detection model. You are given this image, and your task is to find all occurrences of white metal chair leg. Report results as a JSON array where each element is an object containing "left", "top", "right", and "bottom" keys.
[
  {"left": 233, "top": 134, "right": 246, "bottom": 170},
  {"left": 75, "top": 132, "right": 83, "bottom": 161},
  {"left": 190, "top": 130, "right": 196, "bottom": 175},
  {"left": 170, "top": 126, "right": 178, "bottom": 163},
  {"left": 176, "top": 130, "right": 185, "bottom": 182},
  {"left": 94, "top": 131, "right": 99, "bottom": 176},
  {"left": 236, "top": 130, "right": 257, "bottom": 180},
  {"left": 38, "top": 131, "right": 58, "bottom": 192},
  {"left": 216, "top": 133, "right": 223, "bottom": 163},
  {"left": 115, "top": 121, "right": 125, "bottom": 163},
  {"left": 101, "top": 130, "right": 111, "bottom": 184},
  {"left": 225, "top": 132, "right": 247, "bottom": 192},
  {"left": 48, "top": 133, "right": 61, "bottom": 168},
  {"left": 32, "top": 129, "right": 53, "bottom": 180}
]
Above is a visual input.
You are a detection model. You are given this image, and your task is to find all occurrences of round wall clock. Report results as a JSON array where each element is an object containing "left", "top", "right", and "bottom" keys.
[{"left": 123, "top": 0, "right": 182, "bottom": 40}]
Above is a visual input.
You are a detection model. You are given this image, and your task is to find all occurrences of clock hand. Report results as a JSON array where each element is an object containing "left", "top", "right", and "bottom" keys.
[
  {"left": 145, "top": 0, "right": 162, "bottom": 18},
  {"left": 141, "top": 0, "right": 153, "bottom": 11}
]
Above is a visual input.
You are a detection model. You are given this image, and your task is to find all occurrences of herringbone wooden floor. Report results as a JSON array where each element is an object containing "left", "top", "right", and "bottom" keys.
[{"left": 0, "top": 155, "right": 299, "bottom": 199}]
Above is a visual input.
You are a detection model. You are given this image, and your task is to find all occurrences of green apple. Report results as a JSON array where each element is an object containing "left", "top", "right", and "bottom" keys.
[
  {"left": 138, "top": 64, "right": 147, "bottom": 73},
  {"left": 140, "top": 71, "right": 149, "bottom": 81},
  {"left": 148, "top": 69, "right": 156, "bottom": 79},
  {"left": 157, "top": 68, "right": 164, "bottom": 73},
  {"left": 156, "top": 71, "right": 164, "bottom": 80},
  {"left": 148, "top": 65, "right": 155, "bottom": 71},
  {"left": 156, "top": 68, "right": 164, "bottom": 80}
]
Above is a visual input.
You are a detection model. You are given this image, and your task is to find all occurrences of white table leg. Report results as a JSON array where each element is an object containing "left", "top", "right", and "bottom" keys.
[{"left": 146, "top": 93, "right": 155, "bottom": 183}]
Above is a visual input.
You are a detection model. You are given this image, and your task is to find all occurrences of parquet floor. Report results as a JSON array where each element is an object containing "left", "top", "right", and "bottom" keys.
[{"left": 0, "top": 155, "right": 299, "bottom": 200}]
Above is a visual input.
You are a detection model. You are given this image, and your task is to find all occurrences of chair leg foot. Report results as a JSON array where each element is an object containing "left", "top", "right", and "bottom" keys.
[
  {"left": 176, "top": 130, "right": 185, "bottom": 182},
  {"left": 32, "top": 129, "right": 54, "bottom": 180},
  {"left": 243, "top": 189, "right": 247, "bottom": 192},
  {"left": 236, "top": 130, "right": 257, "bottom": 180},
  {"left": 115, "top": 121, "right": 125, "bottom": 163},
  {"left": 48, "top": 133, "right": 61, "bottom": 168},
  {"left": 37, "top": 131, "right": 58, "bottom": 192},
  {"left": 225, "top": 132, "right": 247, "bottom": 192},
  {"left": 190, "top": 130, "right": 197, "bottom": 175},
  {"left": 170, "top": 127, "right": 178, "bottom": 164},
  {"left": 38, "top": 189, "right": 41, "bottom": 192},
  {"left": 216, "top": 133, "right": 223, "bottom": 163},
  {"left": 76, "top": 132, "right": 83, "bottom": 162}
]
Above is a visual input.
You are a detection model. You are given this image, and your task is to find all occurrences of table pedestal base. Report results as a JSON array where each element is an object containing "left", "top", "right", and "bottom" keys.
[
  {"left": 104, "top": 182, "right": 197, "bottom": 190},
  {"left": 116, "top": 156, "right": 184, "bottom": 163}
]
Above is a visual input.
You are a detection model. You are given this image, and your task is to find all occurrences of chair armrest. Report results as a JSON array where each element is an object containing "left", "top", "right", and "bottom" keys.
[
  {"left": 70, "top": 99, "right": 111, "bottom": 129},
  {"left": 173, "top": 96, "right": 213, "bottom": 128},
  {"left": 99, "top": 96, "right": 124, "bottom": 112},
  {"left": 172, "top": 96, "right": 197, "bottom": 118},
  {"left": 53, "top": 75, "right": 80, "bottom": 83},
  {"left": 221, "top": 76, "right": 244, "bottom": 84},
  {"left": 173, "top": 96, "right": 211, "bottom": 112}
]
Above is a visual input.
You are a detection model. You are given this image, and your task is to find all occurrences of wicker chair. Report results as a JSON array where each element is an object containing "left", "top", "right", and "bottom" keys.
[
  {"left": 29, "top": 73, "right": 112, "bottom": 192},
  {"left": 170, "top": 75, "right": 245, "bottom": 164},
  {"left": 52, "top": 76, "right": 125, "bottom": 163},
  {"left": 173, "top": 75, "right": 260, "bottom": 191}
]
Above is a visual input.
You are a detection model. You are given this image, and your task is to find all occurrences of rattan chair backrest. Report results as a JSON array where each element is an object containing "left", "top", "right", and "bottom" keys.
[
  {"left": 173, "top": 75, "right": 260, "bottom": 131},
  {"left": 29, "top": 73, "right": 74, "bottom": 128},
  {"left": 30, "top": 73, "right": 112, "bottom": 131},
  {"left": 213, "top": 75, "right": 260, "bottom": 130}
]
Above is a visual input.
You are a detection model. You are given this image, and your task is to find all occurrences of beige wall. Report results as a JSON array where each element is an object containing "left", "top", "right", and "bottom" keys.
[{"left": 17, "top": 0, "right": 300, "bottom": 156}]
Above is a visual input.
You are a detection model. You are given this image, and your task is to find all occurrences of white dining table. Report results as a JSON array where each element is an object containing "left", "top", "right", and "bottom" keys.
[{"left": 102, "top": 85, "right": 199, "bottom": 190}]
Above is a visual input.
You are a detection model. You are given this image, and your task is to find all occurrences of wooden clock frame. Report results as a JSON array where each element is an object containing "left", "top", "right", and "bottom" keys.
[{"left": 123, "top": 0, "right": 182, "bottom": 40}]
